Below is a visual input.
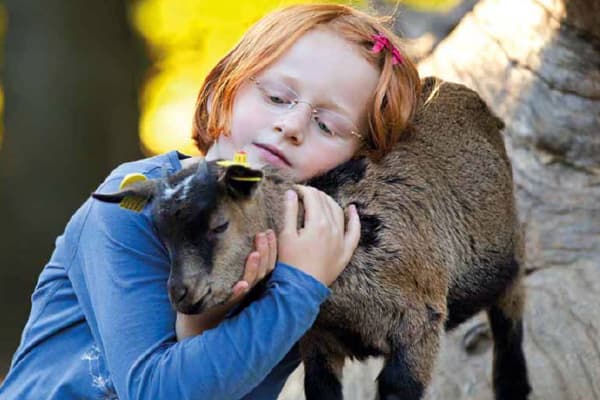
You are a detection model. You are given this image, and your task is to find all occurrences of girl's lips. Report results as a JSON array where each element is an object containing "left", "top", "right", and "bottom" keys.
[{"left": 253, "top": 143, "right": 291, "bottom": 168}]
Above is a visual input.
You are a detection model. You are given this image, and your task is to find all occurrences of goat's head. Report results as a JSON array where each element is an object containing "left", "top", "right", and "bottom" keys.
[{"left": 93, "top": 160, "right": 291, "bottom": 314}]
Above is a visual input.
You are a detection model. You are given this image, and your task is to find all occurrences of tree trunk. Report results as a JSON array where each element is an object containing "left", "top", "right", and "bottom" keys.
[
  {"left": 0, "top": 0, "right": 143, "bottom": 375},
  {"left": 280, "top": 0, "right": 600, "bottom": 398},
  {"left": 418, "top": 0, "right": 600, "bottom": 398}
]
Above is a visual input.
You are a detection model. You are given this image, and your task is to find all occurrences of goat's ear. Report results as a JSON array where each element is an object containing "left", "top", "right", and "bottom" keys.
[
  {"left": 220, "top": 165, "right": 264, "bottom": 199},
  {"left": 92, "top": 179, "right": 158, "bottom": 204}
]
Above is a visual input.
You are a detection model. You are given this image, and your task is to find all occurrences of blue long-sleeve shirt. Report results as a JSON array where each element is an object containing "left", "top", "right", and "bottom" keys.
[{"left": 0, "top": 150, "right": 329, "bottom": 400}]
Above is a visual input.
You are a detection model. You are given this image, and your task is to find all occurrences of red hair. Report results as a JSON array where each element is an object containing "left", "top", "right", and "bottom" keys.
[{"left": 192, "top": 4, "right": 421, "bottom": 161}]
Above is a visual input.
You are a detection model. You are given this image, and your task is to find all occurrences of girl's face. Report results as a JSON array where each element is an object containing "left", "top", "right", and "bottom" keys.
[{"left": 206, "top": 28, "right": 380, "bottom": 182}]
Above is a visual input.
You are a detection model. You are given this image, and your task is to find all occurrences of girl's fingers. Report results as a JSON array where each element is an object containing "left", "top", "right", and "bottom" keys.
[
  {"left": 229, "top": 281, "right": 250, "bottom": 303},
  {"left": 321, "top": 191, "right": 344, "bottom": 232},
  {"left": 294, "top": 185, "right": 319, "bottom": 228},
  {"left": 243, "top": 251, "right": 260, "bottom": 286},
  {"left": 342, "top": 204, "right": 361, "bottom": 263},
  {"left": 317, "top": 189, "right": 335, "bottom": 227},
  {"left": 282, "top": 189, "right": 299, "bottom": 234},
  {"left": 266, "top": 230, "right": 277, "bottom": 273},
  {"left": 255, "top": 232, "right": 269, "bottom": 280},
  {"left": 256, "top": 230, "right": 277, "bottom": 279},
  {"left": 238, "top": 231, "right": 275, "bottom": 298}
]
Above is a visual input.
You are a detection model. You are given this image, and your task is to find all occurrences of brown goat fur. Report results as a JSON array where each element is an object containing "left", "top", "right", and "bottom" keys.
[{"left": 93, "top": 78, "right": 531, "bottom": 400}]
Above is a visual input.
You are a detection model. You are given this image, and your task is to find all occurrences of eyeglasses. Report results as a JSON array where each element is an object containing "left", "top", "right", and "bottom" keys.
[{"left": 249, "top": 76, "right": 362, "bottom": 140}]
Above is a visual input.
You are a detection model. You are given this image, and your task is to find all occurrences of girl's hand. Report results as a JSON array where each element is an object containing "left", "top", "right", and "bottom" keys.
[
  {"left": 277, "top": 185, "right": 360, "bottom": 286},
  {"left": 176, "top": 230, "right": 277, "bottom": 340}
]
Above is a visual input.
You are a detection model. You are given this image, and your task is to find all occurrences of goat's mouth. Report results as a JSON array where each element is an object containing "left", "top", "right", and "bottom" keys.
[{"left": 177, "top": 287, "right": 213, "bottom": 315}]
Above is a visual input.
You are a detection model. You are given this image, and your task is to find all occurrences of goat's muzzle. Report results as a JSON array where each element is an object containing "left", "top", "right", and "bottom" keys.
[{"left": 168, "top": 278, "right": 212, "bottom": 314}]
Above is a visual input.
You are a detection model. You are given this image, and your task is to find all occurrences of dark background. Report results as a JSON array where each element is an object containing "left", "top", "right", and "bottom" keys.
[{"left": 0, "top": 0, "right": 145, "bottom": 376}]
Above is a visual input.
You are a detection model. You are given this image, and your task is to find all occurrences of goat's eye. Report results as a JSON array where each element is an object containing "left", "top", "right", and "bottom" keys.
[{"left": 211, "top": 221, "right": 229, "bottom": 234}]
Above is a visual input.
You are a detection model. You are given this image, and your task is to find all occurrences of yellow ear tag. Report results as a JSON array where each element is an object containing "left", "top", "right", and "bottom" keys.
[
  {"left": 216, "top": 151, "right": 262, "bottom": 182},
  {"left": 118, "top": 173, "right": 148, "bottom": 212}
]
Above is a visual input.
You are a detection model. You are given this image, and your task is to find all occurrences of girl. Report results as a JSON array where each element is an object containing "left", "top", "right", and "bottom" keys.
[{"left": 0, "top": 4, "right": 420, "bottom": 399}]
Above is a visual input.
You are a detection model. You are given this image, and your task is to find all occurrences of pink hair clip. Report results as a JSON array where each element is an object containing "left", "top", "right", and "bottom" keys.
[{"left": 371, "top": 33, "right": 403, "bottom": 65}]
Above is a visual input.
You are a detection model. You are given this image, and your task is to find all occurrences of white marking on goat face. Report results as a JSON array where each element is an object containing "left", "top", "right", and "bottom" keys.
[
  {"left": 162, "top": 175, "right": 194, "bottom": 201},
  {"left": 162, "top": 184, "right": 180, "bottom": 200},
  {"left": 178, "top": 175, "right": 195, "bottom": 201}
]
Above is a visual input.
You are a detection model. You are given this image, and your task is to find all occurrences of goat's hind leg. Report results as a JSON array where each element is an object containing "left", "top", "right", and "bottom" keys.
[
  {"left": 487, "top": 276, "right": 531, "bottom": 400},
  {"left": 301, "top": 335, "right": 345, "bottom": 400},
  {"left": 377, "top": 322, "right": 442, "bottom": 400}
]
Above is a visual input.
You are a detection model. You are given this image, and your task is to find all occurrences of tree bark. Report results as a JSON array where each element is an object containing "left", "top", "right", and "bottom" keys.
[
  {"left": 417, "top": 0, "right": 600, "bottom": 398},
  {"left": 0, "top": 0, "right": 143, "bottom": 375},
  {"left": 280, "top": 0, "right": 600, "bottom": 398}
]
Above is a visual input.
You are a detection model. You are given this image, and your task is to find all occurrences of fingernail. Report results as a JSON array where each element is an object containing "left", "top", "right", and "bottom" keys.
[{"left": 286, "top": 190, "right": 296, "bottom": 200}]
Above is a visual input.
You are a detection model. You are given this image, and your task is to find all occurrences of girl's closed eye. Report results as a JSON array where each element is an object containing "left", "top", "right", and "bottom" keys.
[
  {"left": 264, "top": 87, "right": 292, "bottom": 105},
  {"left": 269, "top": 95, "right": 287, "bottom": 105},
  {"left": 252, "top": 77, "right": 296, "bottom": 107},
  {"left": 313, "top": 115, "right": 334, "bottom": 136}
]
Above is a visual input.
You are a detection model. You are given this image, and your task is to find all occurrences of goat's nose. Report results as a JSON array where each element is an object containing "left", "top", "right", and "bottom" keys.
[{"left": 168, "top": 281, "right": 188, "bottom": 305}]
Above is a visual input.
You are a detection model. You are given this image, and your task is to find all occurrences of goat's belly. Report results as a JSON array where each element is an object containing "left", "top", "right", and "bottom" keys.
[
  {"left": 313, "top": 282, "right": 413, "bottom": 355},
  {"left": 308, "top": 320, "right": 388, "bottom": 359},
  {"left": 445, "top": 256, "right": 520, "bottom": 329}
]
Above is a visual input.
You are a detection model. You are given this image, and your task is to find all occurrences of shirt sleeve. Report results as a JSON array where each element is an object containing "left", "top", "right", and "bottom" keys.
[
  {"left": 68, "top": 176, "right": 329, "bottom": 400},
  {"left": 240, "top": 343, "right": 302, "bottom": 399}
]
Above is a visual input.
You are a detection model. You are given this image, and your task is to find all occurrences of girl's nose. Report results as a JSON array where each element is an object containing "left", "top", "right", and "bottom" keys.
[{"left": 274, "top": 103, "right": 312, "bottom": 144}]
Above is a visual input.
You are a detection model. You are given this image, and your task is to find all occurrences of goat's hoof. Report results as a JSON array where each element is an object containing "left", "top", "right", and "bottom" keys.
[{"left": 462, "top": 321, "right": 492, "bottom": 354}]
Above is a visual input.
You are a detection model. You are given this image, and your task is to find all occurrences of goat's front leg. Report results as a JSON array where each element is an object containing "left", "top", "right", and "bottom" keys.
[
  {"left": 300, "top": 335, "right": 345, "bottom": 400},
  {"left": 377, "top": 314, "right": 443, "bottom": 400}
]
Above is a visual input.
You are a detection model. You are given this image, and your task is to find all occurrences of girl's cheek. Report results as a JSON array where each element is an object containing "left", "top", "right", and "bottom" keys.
[{"left": 230, "top": 104, "right": 267, "bottom": 143}]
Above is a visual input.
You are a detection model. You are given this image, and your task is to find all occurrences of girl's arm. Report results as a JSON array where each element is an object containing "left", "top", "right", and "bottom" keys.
[{"left": 69, "top": 176, "right": 331, "bottom": 400}]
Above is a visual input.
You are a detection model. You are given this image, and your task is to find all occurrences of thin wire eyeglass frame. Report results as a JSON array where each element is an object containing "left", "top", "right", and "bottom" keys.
[{"left": 249, "top": 76, "right": 362, "bottom": 140}]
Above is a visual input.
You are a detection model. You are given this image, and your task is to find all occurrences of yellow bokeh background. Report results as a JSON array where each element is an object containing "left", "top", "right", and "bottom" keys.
[{"left": 130, "top": 0, "right": 459, "bottom": 156}]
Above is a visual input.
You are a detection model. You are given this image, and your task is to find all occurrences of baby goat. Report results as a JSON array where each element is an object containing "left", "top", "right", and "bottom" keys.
[{"left": 93, "top": 78, "right": 531, "bottom": 400}]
